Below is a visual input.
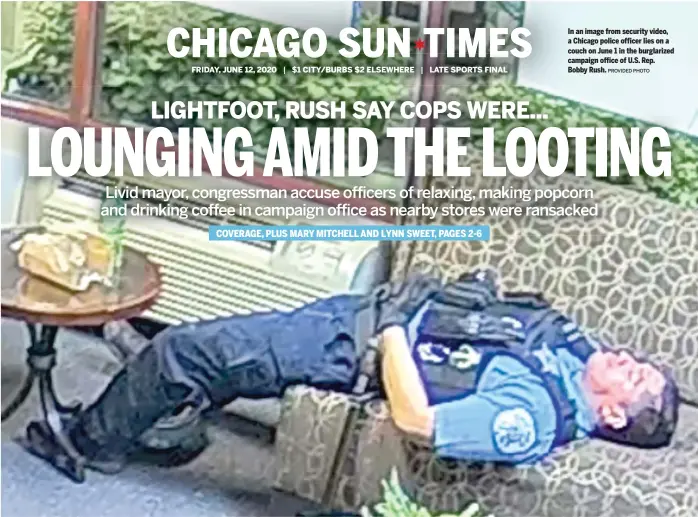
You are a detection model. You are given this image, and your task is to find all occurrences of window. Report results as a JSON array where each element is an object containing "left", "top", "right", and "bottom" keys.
[
  {"left": 442, "top": 2, "right": 487, "bottom": 67},
  {"left": 3, "top": 1, "right": 694, "bottom": 209},
  {"left": 395, "top": 2, "right": 422, "bottom": 22},
  {"left": 432, "top": 1, "right": 698, "bottom": 208},
  {"left": 93, "top": 1, "right": 421, "bottom": 192},
  {"left": 448, "top": 10, "right": 472, "bottom": 29},
  {"left": 436, "top": 1, "right": 522, "bottom": 134},
  {"left": 1, "top": 1, "right": 76, "bottom": 108}
]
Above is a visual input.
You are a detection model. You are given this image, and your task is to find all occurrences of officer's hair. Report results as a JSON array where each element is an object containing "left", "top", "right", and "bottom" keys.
[{"left": 593, "top": 366, "right": 680, "bottom": 448}]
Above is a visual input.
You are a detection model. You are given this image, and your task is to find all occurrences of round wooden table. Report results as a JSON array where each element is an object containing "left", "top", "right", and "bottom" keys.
[{"left": 1, "top": 226, "right": 161, "bottom": 481}]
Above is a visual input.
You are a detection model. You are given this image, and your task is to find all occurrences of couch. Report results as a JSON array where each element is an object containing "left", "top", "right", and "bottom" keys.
[{"left": 272, "top": 152, "right": 698, "bottom": 517}]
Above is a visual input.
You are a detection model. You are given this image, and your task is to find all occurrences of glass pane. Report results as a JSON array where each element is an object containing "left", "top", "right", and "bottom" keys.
[
  {"left": 1, "top": 1, "right": 76, "bottom": 108},
  {"left": 437, "top": 1, "right": 525, "bottom": 132},
  {"left": 434, "top": 1, "right": 698, "bottom": 209},
  {"left": 96, "top": 1, "right": 423, "bottom": 193}
]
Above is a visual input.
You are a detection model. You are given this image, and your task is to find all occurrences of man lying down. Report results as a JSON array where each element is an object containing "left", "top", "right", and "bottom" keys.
[{"left": 24, "top": 270, "right": 679, "bottom": 481}]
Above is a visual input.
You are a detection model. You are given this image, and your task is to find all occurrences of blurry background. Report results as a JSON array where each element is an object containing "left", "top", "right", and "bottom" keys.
[
  {"left": 0, "top": 3, "right": 696, "bottom": 515},
  {"left": 1, "top": 0, "right": 696, "bottom": 410},
  {"left": 1, "top": 0, "right": 696, "bottom": 424},
  {"left": 2, "top": 1, "right": 696, "bottom": 229}
]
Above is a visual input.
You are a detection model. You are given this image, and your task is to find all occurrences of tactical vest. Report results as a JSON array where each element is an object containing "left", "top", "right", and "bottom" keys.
[{"left": 413, "top": 292, "right": 596, "bottom": 447}]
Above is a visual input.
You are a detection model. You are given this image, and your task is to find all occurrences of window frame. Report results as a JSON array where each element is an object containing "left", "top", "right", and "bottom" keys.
[{"left": 0, "top": 1, "right": 448, "bottom": 220}]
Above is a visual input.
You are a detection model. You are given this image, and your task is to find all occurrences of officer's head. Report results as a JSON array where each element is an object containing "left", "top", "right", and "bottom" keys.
[{"left": 585, "top": 350, "right": 679, "bottom": 448}]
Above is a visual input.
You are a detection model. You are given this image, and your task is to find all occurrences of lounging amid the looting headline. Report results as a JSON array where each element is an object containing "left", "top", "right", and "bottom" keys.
[{"left": 27, "top": 99, "right": 671, "bottom": 180}]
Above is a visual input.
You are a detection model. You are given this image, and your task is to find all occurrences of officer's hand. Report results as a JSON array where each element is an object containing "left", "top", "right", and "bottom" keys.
[{"left": 374, "top": 274, "right": 441, "bottom": 332}]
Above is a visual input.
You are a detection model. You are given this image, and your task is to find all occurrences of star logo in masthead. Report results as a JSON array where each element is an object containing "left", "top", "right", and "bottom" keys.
[{"left": 415, "top": 39, "right": 425, "bottom": 51}]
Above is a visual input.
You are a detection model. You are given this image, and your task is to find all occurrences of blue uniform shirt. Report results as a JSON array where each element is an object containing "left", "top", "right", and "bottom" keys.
[{"left": 410, "top": 302, "right": 596, "bottom": 464}]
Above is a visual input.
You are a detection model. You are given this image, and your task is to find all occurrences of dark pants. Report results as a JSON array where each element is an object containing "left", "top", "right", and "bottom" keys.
[{"left": 70, "top": 294, "right": 365, "bottom": 460}]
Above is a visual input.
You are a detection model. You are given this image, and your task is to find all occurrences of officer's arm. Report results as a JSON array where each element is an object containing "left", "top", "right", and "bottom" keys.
[
  {"left": 380, "top": 325, "right": 435, "bottom": 439},
  {"left": 433, "top": 356, "right": 558, "bottom": 464}
]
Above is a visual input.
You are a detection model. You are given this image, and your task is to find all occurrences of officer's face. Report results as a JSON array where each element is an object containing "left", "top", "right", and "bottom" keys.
[{"left": 585, "top": 350, "right": 666, "bottom": 428}]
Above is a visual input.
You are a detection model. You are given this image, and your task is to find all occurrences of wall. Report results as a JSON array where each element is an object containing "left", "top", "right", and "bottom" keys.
[
  {"left": 1, "top": 118, "right": 62, "bottom": 225},
  {"left": 1, "top": 118, "right": 29, "bottom": 225}
]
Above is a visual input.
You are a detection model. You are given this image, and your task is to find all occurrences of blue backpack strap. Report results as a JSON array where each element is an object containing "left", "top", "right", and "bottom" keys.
[
  {"left": 540, "top": 369, "right": 579, "bottom": 445},
  {"left": 545, "top": 383, "right": 578, "bottom": 444},
  {"left": 434, "top": 269, "right": 499, "bottom": 311},
  {"left": 501, "top": 291, "right": 550, "bottom": 310},
  {"left": 508, "top": 304, "right": 582, "bottom": 445},
  {"left": 504, "top": 293, "right": 598, "bottom": 361},
  {"left": 419, "top": 304, "right": 524, "bottom": 345},
  {"left": 561, "top": 320, "right": 599, "bottom": 362}
]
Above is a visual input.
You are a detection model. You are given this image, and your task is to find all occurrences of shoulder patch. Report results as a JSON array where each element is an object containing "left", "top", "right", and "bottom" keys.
[{"left": 492, "top": 407, "right": 537, "bottom": 455}]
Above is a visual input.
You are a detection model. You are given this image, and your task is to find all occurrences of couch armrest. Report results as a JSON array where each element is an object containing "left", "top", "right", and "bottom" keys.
[{"left": 273, "top": 385, "right": 361, "bottom": 504}]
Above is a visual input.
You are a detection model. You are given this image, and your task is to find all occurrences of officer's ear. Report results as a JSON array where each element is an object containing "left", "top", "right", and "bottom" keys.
[{"left": 599, "top": 403, "right": 628, "bottom": 430}]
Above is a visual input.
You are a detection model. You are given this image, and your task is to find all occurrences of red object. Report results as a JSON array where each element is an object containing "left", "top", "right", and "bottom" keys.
[{"left": 415, "top": 38, "right": 426, "bottom": 50}]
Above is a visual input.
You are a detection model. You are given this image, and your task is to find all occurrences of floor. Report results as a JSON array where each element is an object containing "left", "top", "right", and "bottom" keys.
[{"left": 0, "top": 318, "right": 324, "bottom": 517}]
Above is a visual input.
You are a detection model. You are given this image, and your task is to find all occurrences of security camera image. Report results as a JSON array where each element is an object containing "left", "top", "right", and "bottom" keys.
[{"left": 1, "top": 2, "right": 696, "bottom": 517}]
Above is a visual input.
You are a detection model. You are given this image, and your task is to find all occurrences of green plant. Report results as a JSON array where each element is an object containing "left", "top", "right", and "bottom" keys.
[
  {"left": 644, "top": 132, "right": 698, "bottom": 206},
  {"left": 2, "top": 1, "right": 75, "bottom": 104},
  {"left": 360, "top": 468, "right": 490, "bottom": 517},
  {"left": 108, "top": 2, "right": 414, "bottom": 155},
  {"left": 97, "top": 2, "right": 411, "bottom": 129},
  {"left": 4, "top": 1, "right": 413, "bottom": 179},
  {"left": 442, "top": 78, "right": 698, "bottom": 208},
  {"left": 5, "top": 2, "right": 696, "bottom": 206}
]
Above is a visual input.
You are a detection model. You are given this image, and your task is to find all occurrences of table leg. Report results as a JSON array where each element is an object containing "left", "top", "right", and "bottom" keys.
[
  {"left": 1, "top": 370, "right": 35, "bottom": 421},
  {"left": 24, "top": 324, "right": 82, "bottom": 415},
  {"left": 22, "top": 324, "right": 86, "bottom": 482},
  {"left": 0, "top": 323, "right": 77, "bottom": 421}
]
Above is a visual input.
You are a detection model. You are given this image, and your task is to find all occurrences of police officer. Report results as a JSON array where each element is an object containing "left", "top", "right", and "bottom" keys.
[
  {"left": 22, "top": 270, "right": 678, "bottom": 481},
  {"left": 383, "top": 271, "right": 678, "bottom": 462}
]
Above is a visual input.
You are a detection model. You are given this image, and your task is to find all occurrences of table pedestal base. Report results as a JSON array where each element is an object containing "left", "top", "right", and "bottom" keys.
[{"left": 2, "top": 324, "right": 87, "bottom": 482}]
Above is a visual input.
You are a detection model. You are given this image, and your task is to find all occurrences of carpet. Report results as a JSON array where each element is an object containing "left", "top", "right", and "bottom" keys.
[
  {"left": 1, "top": 319, "right": 322, "bottom": 517},
  {"left": 1, "top": 442, "right": 319, "bottom": 517}
]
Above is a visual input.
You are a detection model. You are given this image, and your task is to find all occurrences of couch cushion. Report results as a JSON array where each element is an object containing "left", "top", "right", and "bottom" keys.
[
  {"left": 390, "top": 158, "right": 698, "bottom": 404},
  {"left": 273, "top": 386, "right": 358, "bottom": 504},
  {"left": 330, "top": 398, "right": 698, "bottom": 517}
]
